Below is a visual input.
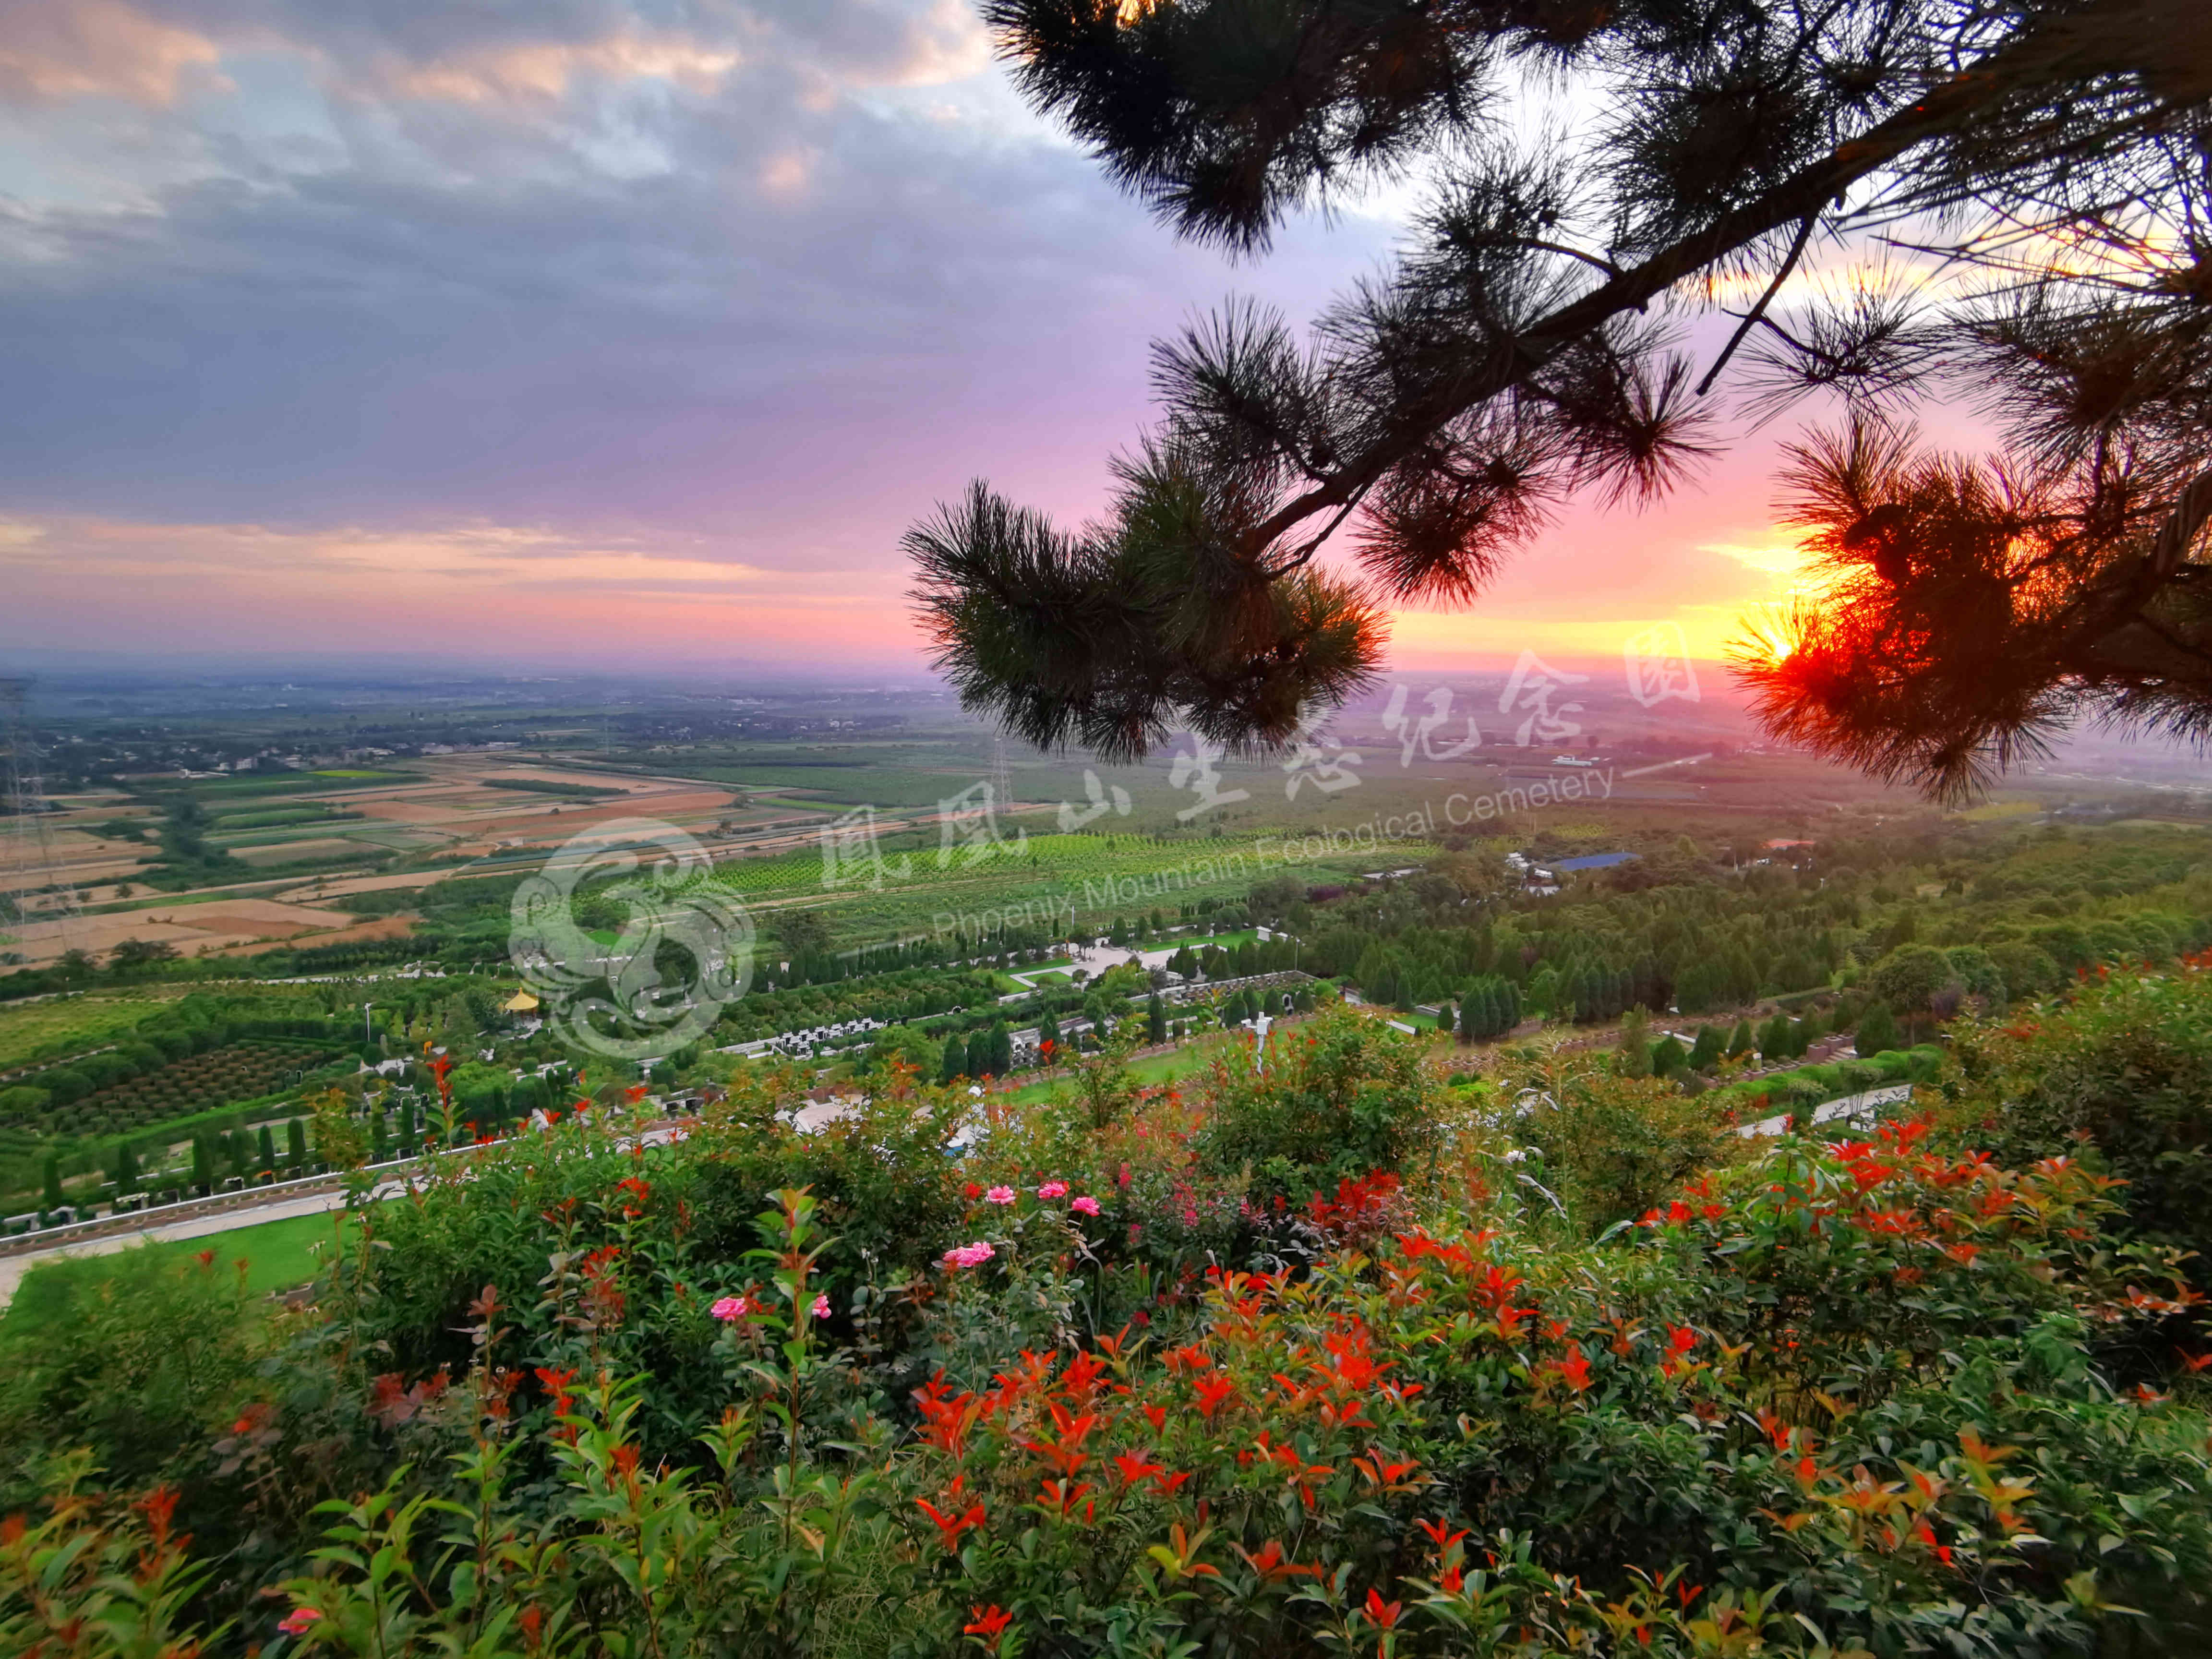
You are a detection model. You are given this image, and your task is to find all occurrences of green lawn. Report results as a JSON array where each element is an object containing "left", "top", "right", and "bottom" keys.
[
  {"left": 2, "top": 1209, "right": 354, "bottom": 1338},
  {"left": 1002, "top": 1037, "right": 1239, "bottom": 1106}
]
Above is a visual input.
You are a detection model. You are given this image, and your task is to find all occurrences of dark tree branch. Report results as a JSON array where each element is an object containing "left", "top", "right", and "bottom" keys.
[
  {"left": 1237, "top": 29, "right": 2092, "bottom": 563},
  {"left": 1696, "top": 212, "right": 1823, "bottom": 397}
]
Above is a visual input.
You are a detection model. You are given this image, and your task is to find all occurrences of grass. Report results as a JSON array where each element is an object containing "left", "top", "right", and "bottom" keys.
[
  {"left": 1002, "top": 1038, "right": 1237, "bottom": 1106},
  {"left": 1, "top": 1209, "right": 353, "bottom": 1337}
]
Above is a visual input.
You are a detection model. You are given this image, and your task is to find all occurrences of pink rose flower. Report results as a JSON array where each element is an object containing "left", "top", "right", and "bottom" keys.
[
  {"left": 1070, "top": 1195, "right": 1101, "bottom": 1216},
  {"left": 811, "top": 1293, "right": 830, "bottom": 1318},
  {"left": 710, "top": 1295, "right": 750, "bottom": 1322},
  {"left": 278, "top": 1607, "right": 323, "bottom": 1636},
  {"left": 941, "top": 1240, "right": 996, "bottom": 1270},
  {"left": 984, "top": 1185, "right": 1017, "bottom": 1205},
  {"left": 1037, "top": 1180, "right": 1068, "bottom": 1200}
]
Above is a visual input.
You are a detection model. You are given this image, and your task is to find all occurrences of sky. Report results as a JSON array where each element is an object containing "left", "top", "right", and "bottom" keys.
[{"left": 0, "top": 0, "right": 1885, "bottom": 684}]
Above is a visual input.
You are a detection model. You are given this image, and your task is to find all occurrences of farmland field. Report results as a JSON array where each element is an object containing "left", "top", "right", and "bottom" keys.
[
  {"left": 1, "top": 1039, "right": 339, "bottom": 1138},
  {"left": 705, "top": 829, "right": 1443, "bottom": 948},
  {"left": 0, "top": 994, "right": 178, "bottom": 1073}
]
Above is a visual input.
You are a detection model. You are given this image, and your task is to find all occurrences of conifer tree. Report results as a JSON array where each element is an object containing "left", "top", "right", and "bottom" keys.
[
  {"left": 1855, "top": 1000, "right": 1901, "bottom": 1058},
  {"left": 1757, "top": 1013, "right": 1791, "bottom": 1060},
  {"left": 1727, "top": 1019, "right": 1757, "bottom": 1059},
  {"left": 1147, "top": 993, "right": 1167, "bottom": 1044},
  {"left": 41, "top": 1152, "right": 63, "bottom": 1213},
  {"left": 1618, "top": 1008, "right": 1653, "bottom": 1078},
  {"left": 192, "top": 1134, "right": 216, "bottom": 1194},
  {"left": 917, "top": 0, "right": 2212, "bottom": 793},
  {"left": 1688, "top": 1025, "right": 1724, "bottom": 1071},
  {"left": 287, "top": 1118, "right": 308, "bottom": 1169}
]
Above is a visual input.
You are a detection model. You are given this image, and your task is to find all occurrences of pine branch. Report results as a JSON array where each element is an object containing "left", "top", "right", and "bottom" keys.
[{"left": 1237, "top": 21, "right": 2091, "bottom": 562}]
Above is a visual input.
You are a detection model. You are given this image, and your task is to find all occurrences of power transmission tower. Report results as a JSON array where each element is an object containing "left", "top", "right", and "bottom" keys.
[{"left": 1, "top": 677, "right": 77, "bottom": 954}]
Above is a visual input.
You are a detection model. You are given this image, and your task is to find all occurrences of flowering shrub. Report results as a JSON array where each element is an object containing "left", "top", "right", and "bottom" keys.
[
  {"left": 5, "top": 993, "right": 2212, "bottom": 1655},
  {"left": 1947, "top": 963, "right": 2212, "bottom": 1289}
]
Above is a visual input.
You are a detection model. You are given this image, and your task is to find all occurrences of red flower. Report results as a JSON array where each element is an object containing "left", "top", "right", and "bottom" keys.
[
  {"left": 916, "top": 1495, "right": 986, "bottom": 1551},
  {"left": 1549, "top": 1350, "right": 1593, "bottom": 1392},
  {"left": 535, "top": 1366, "right": 577, "bottom": 1416},
  {"left": 1113, "top": 1453, "right": 1165, "bottom": 1486},
  {"left": 136, "top": 1486, "right": 178, "bottom": 1547},
  {"left": 963, "top": 1603, "right": 1013, "bottom": 1651},
  {"left": 1363, "top": 1588, "right": 1403, "bottom": 1629},
  {"left": 1234, "top": 1539, "right": 1320, "bottom": 1582},
  {"left": 1416, "top": 1517, "right": 1468, "bottom": 1554}
]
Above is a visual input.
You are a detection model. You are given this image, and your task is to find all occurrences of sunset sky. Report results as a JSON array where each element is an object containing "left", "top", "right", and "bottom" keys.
[{"left": 0, "top": 0, "right": 1955, "bottom": 678}]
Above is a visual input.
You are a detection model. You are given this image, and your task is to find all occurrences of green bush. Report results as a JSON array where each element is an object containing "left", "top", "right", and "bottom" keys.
[
  {"left": 8, "top": 974, "right": 2212, "bottom": 1657},
  {"left": 1950, "top": 968, "right": 2212, "bottom": 1289},
  {"left": 0, "top": 1085, "right": 49, "bottom": 1117},
  {"left": 0, "top": 1248, "right": 272, "bottom": 1502},
  {"left": 1197, "top": 1005, "right": 1439, "bottom": 1202}
]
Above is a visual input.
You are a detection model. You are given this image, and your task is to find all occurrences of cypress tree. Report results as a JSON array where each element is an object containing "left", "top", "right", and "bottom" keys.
[
  {"left": 41, "top": 1152, "right": 63, "bottom": 1213},
  {"left": 192, "top": 1134, "right": 216, "bottom": 1194},
  {"left": 1617, "top": 1008, "right": 1653, "bottom": 1077},
  {"left": 989, "top": 1022, "right": 1014, "bottom": 1076},
  {"left": 1727, "top": 1019, "right": 1756, "bottom": 1058},
  {"left": 1039, "top": 1008, "right": 1062, "bottom": 1055},
  {"left": 1147, "top": 993, "right": 1167, "bottom": 1044},
  {"left": 112, "top": 1142, "right": 137, "bottom": 1194},
  {"left": 1757, "top": 1013, "right": 1790, "bottom": 1059},
  {"left": 287, "top": 1118, "right": 308, "bottom": 1169},
  {"left": 1688, "top": 1025, "right": 1723, "bottom": 1070},
  {"left": 1499, "top": 981, "right": 1521, "bottom": 1032},
  {"left": 372, "top": 1106, "right": 391, "bottom": 1162}
]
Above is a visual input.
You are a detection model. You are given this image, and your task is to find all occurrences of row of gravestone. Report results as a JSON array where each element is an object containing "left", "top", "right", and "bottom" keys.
[{"left": 2, "top": 1170, "right": 304, "bottom": 1236}]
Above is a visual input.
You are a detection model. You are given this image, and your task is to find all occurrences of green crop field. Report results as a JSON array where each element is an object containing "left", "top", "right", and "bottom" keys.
[
  {"left": 711, "top": 830, "right": 1442, "bottom": 949},
  {"left": 702, "top": 765, "right": 970, "bottom": 807},
  {"left": 171, "top": 770, "right": 419, "bottom": 800},
  {"left": 0, "top": 995, "right": 178, "bottom": 1073}
]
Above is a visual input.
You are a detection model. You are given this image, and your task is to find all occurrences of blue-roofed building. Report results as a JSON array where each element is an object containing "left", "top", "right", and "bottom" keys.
[{"left": 1551, "top": 851, "right": 1640, "bottom": 872}]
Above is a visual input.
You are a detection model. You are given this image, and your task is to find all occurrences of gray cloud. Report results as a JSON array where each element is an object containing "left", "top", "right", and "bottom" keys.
[{"left": 0, "top": 0, "right": 1391, "bottom": 579}]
